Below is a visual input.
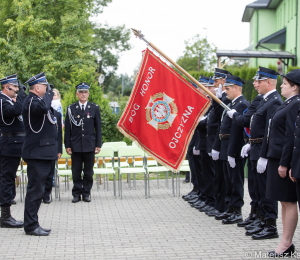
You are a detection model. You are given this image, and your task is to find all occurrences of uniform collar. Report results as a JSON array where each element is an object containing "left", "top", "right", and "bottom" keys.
[
  {"left": 78, "top": 101, "right": 88, "bottom": 110},
  {"left": 231, "top": 94, "right": 243, "bottom": 104},
  {"left": 0, "top": 92, "right": 12, "bottom": 101},
  {"left": 263, "top": 89, "right": 276, "bottom": 100}
]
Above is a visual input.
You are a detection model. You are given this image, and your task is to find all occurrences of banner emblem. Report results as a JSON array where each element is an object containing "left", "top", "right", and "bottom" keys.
[{"left": 146, "top": 92, "right": 177, "bottom": 130}]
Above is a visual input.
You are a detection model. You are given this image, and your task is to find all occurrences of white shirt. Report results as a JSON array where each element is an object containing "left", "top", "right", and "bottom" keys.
[
  {"left": 263, "top": 89, "right": 276, "bottom": 99},
  {"left": 78, "top": 101, "right": 88, "bottom": 110},
  {"left": 285, "top": 95, "right": 297, "bottom": 102},
  {"left": 231, "top": 94, "right": 243, "bottom": 104}
]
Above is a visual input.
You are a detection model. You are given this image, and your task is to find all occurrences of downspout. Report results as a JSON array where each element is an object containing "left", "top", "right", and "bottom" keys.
[{"left": 296, "top": 0, "right": 298, "bottom": 66}]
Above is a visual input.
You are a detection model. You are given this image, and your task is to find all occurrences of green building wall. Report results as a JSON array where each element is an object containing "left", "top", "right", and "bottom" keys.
[{"left": 247, "top": 0, "right": 300, "bottom": 71}]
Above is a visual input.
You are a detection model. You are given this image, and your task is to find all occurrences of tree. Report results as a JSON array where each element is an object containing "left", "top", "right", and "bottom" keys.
[
  {"left": 177, "top": 34, "right": 217, "bottom": 72},
  {"left": 0, "top": 0, "right": 131, "bottom": 93}
]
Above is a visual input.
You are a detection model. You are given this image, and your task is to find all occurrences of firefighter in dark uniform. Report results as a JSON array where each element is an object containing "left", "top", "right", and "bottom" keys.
[
  {"left": 214, "top": 75, "right": 250, "bottom": 224},
  {"left": 22, "top": 72, "right": 58, "bottom": 236},
  {"left": 193, "top": 76, "right": 215, "bottom": 213},
  {"left": 210, "top": 68, "right": 232, "bottom": 218},
  {"left": 42, "top": 107, "right": 63, "bottom": 204},
  {"left": 227, "top": 75, "right": 263, "bottom": 227},
  {"left": 0, "top": 74, "right": 26, "bottom": 228},
  {"left": 231, "top": 67, "right": 282, "bottom": 239},
  {"left": 183, "top": 79, "right": 207, "bottom": 207},
  {"left": 64, "top": 83, "right": 102, "bottom": 203}
]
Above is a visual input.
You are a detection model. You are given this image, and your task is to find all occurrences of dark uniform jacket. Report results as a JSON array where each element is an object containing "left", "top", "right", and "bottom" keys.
[
  {"left": 54, "top": 110, "right": 63, "bottom": 154},
  {"left": 262, "top": 95, "right": 300, "bottom": 167},
  {"left": 195, "top": 104, "right": 213, "bottom": 151},
  {"left": 291, "top": 109, "right": 300, "bottom": 178},
  {"left": 22, "top": 91, "right": 58, "bottom": 160},
  {"left": 219, "top": 95, "right": 249, "bottom": 160},
  {"left": 0, "top": 91, "right": 27, "bottom": 157},
  {"left": 212, "top": 92, "right": 231, "bottom": 152},
  {"left": 232, "top": 94, "right": 263, "bottom": 127},
  {"left": 64, "top": 101, "right": 102, "bottom": 153},
  {"left": 249, "top": 91, "right": 282, "bottom": 160},
  {"left": 206, "top": 102, "right": 219, "bottom": 154}
]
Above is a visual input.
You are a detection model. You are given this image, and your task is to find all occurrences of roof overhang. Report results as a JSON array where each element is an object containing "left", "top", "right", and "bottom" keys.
[
  {"left": 242, "top": 0, "right": 282, "bottom": 22},
  {"left": 217, "top": 50, "right": 296, "bottom": 59},
  {"left": 255, "top": 27, "right": 286, "bottom": 48}
]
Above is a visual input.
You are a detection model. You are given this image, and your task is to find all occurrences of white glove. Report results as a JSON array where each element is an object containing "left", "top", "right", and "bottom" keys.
[
  {"left": 228, "top": 156, "right": 236, "bottom": 168},
  {"left": 257, "top": 157, "right": 268, "bottom": 174},
  {"left": 214, "top": 84, "right": 223, "bottom": 98},
  {"left": 227, "top": 109, "right": 237, "bottom": 119},
  {"left": 198, "top": 115, "right": 207, "bottom": 122},
  {"left": 241, "top": 143, "right": 251, "bottom": 158},
  {"left": 208, "top": 153, "right": 212, "bottom": 157},
  {"left": 211, "top": 149, "right": 220, "bottom": 161},
  {"left": 193, "top": 147, "right": 200, "bottom": 156}
]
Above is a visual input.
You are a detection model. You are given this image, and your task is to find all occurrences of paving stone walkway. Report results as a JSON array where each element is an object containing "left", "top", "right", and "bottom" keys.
[{"left": 1, "top": 178, "right": 300, "bottom": 260}]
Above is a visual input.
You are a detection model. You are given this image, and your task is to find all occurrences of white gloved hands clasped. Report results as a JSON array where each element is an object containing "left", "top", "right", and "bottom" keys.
[
  {"left": 257, "top": 157, "right": 268, "bottom": 174},
  {"left": 214, "top": 84, "right": 223, "bottom": 98},
  {"left": 227, "top": 109, "right": 237, "bottom": 119},
  {"left": 241, "top": 143, "right": 251, "bottom": 158},
  {"left": 193, "top": 147, "right": 200, "bottom": 156},
  {"left": 211, "top": 149, "right": 220, "bottom": 161},
  {"left": 228, "top": 156, "right": 236, "bottom": 168}
]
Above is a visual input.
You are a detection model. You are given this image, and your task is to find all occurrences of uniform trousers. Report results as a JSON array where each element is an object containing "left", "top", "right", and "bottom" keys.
[
  {"left": 187, "top": 153, "right": 197, "bottom": 187},
  {"left": 247, "top": 159, "right": 259, "bottom": 209},
  {"left": 24, "top": 159, "right": 54, "bottom": 233},
  {"left": 200, "top": 151, "right": 215, "bottom": 206},
  {"left": 225, "top": 160, "right": 245, "bottom": 208},
  {"left": 222, "top": 160, "right": 232, "bottom": 207},
  {"left": 192, "top": 154, "right": 206, "bottom": 201},
  {"left": 251, "top": 160, "right": 278, "bottom": 220},
  {"left": 0, "top": 156, "right": 20, "bottom": 207},
  {"left": 43, "top": 160, "right": 56, "bottom": 201},
  {"left": 213, "top": 160, "right": 227, "bottom": 212},
  {"left": 71, "top": 152, "right": 94, "bottom": 197}
]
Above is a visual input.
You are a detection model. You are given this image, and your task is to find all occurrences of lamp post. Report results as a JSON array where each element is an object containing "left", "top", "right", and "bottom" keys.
[{"left": 203, "top": 27, "right": 208, "bottom": 71}]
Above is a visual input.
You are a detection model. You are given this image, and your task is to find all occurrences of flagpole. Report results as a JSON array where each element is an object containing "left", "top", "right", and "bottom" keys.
[{"left": 131, "top": 29, "right": 231, "bottom": 111}]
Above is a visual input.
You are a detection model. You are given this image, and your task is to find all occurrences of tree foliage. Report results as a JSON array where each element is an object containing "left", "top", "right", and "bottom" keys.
[{"left": 177, "top": 34, "right": 217, "bottom": 72}]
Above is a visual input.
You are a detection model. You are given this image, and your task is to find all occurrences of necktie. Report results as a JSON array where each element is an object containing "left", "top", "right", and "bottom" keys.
[{"left": 81, "top": 105, "right": 84, "bottom": 113}]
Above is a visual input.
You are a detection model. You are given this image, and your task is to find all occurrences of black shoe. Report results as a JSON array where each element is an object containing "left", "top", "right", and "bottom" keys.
[
  {"left": 222, "top": 208, "right": 243, "bottom": 224},
  {"left": 215, "top": 207, "right": 234, "bottom": 220},
  {"left": 11, "top": 200, "right": 16, "bottom": 205},
  {"left": 268, "top": 244, "right": 295, "bottom": 257},
  {"left": 194, "top": 202, "right": 207, "bottom": 209},
  {"left": 187, "top": 196, "right": 200, "bottom": 203},
  {"left": 72, "top": 196, "right": 81, "bottom": 203},
  {"left": 190, "top": 200, "right": 205, "bottom": 208},
  {"left": 182, "top": 190, "right": 197, "bottom": 199},
  {"left": 40, "top": 226, "right": 51, "bottom": 232},
  {"left": 199, "top": 205, "right": 214, "bottom": 213},
  {"left": 43, "top": 198, "right": 51, "bottom": 204},
  {"left": 245, "top": 217, "right": 261, "bottom": 230},
  {"left": 82, "top": 196, "right": 91, "bottom": 202},
  {"left": 237, "top": 207, "right": 257, "bottom": 227},
  {"left": 183, "top": 194, "right": 198, "bottom": 201},
  {"left": 0, "top": 207, "right": 23, "bottom": 228},
  {"left": 206, "top": 209, "right": 223, "bottom": 217},
  {"left": 252, "top": 219, "right": 279, "bottom": 240},
  {"left": 26, "top": 227, "right": 50, "bottom": 236},
  {"left": 183, "top": 179, "right": 190, "bottom": 184}
]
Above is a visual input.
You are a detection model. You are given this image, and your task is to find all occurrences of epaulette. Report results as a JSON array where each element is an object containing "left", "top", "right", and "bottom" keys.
[{"left": 90, "top": 102, "right": 99, "bottom": 107}]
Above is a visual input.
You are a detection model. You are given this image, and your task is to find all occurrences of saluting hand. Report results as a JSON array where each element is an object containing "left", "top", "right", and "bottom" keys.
[
  {"left": 289, "top": 169, "right": 297, "bottom": 182},
  {"left": 66, "top": 148, "right": 72, "bottom": 155},
  {"left": 95, "top": 147, "right": 101, "bottom": 154},
  {"left": 278, "top": 165, "right": 287, "bottom": 178}
]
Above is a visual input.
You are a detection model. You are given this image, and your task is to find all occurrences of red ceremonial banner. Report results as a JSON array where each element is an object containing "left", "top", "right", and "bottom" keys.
[{"left": 117, "top": 49, "right": 211, "bottom": 171}]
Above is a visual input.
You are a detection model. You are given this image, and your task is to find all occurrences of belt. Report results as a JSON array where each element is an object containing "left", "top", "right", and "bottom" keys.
[
  {"left": 249, "top": 138, "right": 264, "bottom": 144},
  {"left": 219, "top": 134, "right": 230, "bottom": 140},
  {"left": 1, "top": 132, "right": 26, "bottom": 137}
]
